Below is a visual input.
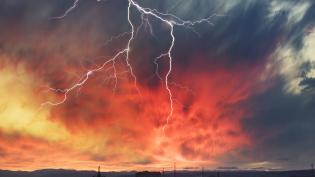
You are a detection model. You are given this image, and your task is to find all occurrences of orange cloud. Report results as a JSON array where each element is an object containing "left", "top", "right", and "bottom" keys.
[{"left": 0, "top": 18, "right": 268, "bottom": 171}]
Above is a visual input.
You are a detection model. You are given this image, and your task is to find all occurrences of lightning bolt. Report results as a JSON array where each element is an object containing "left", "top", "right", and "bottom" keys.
[
  {"left": 52, "top": 0, "right": 79, "bottom": 19},
  {"left": 44, "top": 0, "right": 218, "bottom": 135},
  {"left": 41, "top": 50, "right": 127, "bottom": 107}
]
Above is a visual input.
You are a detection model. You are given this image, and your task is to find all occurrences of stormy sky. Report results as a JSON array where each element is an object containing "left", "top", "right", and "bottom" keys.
[{"left": 0, "top": 0, "right": 314, "bottom": 171}]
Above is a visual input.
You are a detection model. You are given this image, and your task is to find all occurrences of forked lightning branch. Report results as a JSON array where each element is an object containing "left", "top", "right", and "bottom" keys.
[{"left": 42, "top": 0, "right": 218, "bottom": 135}]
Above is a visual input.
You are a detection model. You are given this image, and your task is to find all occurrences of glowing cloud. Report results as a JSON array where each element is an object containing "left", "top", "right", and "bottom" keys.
[{"left": 0, "top": 60, "right": 68, "bottom": 141}]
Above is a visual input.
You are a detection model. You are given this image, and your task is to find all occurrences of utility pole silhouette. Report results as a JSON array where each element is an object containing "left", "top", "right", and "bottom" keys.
[
  {"left": 97, "top": 166, "right": 101, "bottom": 177},
  {"left": 312, "top": 163, "right": 314, "bottom": 177},
  {"left": 201, "top": 167, "right": 204, "bottom": 177},
  {"left": 173, "top": 162, "right": 176, "bottom": 177},
  {"left": 93, "top": 166, "right": 105, "bottom": 177},
  {"left": 216, "top": 172, "right": 220, "bottom": 177}
]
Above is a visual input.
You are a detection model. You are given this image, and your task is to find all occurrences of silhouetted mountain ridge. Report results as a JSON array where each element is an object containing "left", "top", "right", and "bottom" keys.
[{"left": 0, "top": 169, "right": 314, "bottom": 177}]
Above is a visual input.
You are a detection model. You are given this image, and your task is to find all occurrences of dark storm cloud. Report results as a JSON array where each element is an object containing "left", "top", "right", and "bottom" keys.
[
  {"left": 234, "top": 1, "right": 315, "bottom": 169},
  {"left": 299, "top": 58, "right": 315, "bottom": 93},
  {"left": 131, "top": 0, "right": 315, "bottom": 170},
  {"left": 241, "top": 80, "right": 315, "bottom": 169},
  {"left": 113, "top": 0, "right": 292, "bottom": 85},
  {"left": 0, "top": 0, "right": 298, "bottom": 77},
  {"left": 193, "top": 0, "right": 315, "bottom": 169},
  {"left": 300, "top": 78, "right": 315, "bottom": 92},
  {"left": 0, "top": 0, "right": 132, "bottom": 87},
  {"left": 0, "top": 0, "right": 312, "bottom": 67},
  {"left": 163, "top": 0, "right": 288, "bottom": 67}
]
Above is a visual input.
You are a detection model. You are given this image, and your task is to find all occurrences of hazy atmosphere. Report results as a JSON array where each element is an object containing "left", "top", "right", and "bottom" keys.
[{"left": 0, "top": 0, "right": 315, "bottom": 172}]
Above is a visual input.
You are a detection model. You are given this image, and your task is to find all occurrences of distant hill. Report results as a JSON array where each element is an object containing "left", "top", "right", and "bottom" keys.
[
  {"left": 0, "top": 169, "right": 313, "bottom": 177},
  {"left": 0, "top": 169, "right": 134, "bottom": 177}
]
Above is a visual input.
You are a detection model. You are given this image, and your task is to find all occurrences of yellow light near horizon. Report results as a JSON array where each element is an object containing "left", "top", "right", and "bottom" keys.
[{"left": 0, "top": 63, "right": 68, "bottom": 141}]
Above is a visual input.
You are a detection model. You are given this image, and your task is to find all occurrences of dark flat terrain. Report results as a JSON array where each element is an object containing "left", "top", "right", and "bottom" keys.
[{"left": 0, "top": 169, "right": 314, "bottom": 177}]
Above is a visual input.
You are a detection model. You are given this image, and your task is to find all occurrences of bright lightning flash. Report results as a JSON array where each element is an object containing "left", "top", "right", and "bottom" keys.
[{"left": 43, "top": 0, "right": 218, "bottom": 136}]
